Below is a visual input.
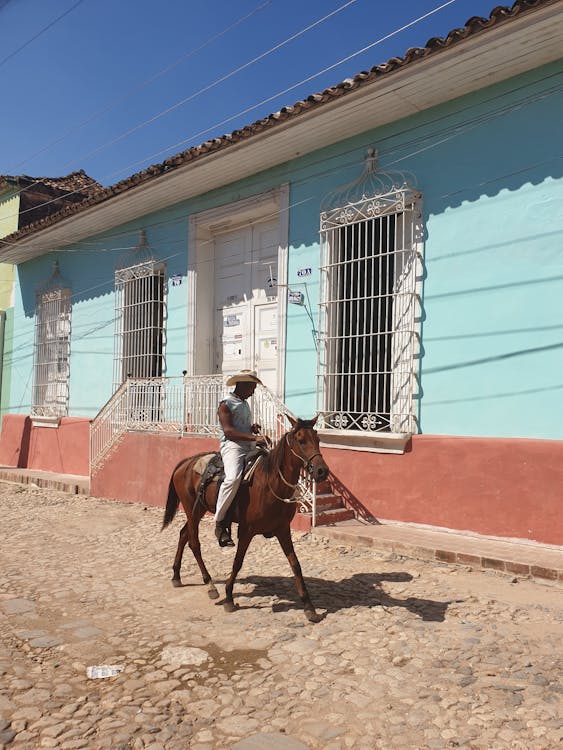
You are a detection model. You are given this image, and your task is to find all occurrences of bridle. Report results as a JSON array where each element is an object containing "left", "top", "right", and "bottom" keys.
[
  {"left": 268, "top": 431, "right": 323, "bottom": 504},
  {"left": 285, "top": 433, "right": 323, "bottom": 476}
]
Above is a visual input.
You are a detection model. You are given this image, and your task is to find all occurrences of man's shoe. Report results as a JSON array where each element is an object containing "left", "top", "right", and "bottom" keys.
[{"left": 215, "top": 523, "right": 235, "bottom": 548}]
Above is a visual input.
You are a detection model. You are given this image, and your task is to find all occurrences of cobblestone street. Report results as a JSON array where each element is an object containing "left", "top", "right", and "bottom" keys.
[{"left": 0, "top": 482, "right": 561, "bottom": 750}]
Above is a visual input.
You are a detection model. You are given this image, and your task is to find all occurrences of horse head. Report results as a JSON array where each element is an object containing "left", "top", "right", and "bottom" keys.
[{"left": 286, "top": 414, "right": 329, "bottom": 483}]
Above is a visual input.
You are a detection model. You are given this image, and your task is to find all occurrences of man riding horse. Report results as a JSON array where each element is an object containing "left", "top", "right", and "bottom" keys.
[{"left": 215, "top": 369, "right": 269, "bottom": 547}]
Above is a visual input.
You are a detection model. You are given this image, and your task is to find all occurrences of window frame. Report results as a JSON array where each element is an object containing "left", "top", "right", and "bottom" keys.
[
  {"left": 113, "top": 260, "right": 167, "bottom": 391},
  {"left": 317, "top": 185, "right": 423, "bottom": 436},
  {"left": 32, "top": 285, "right": 72, "bottom": 419}
]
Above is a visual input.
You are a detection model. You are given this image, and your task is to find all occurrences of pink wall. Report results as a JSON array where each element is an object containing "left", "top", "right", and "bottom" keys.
[
  {"left": 90, "top": 431, "right": 219, "bottom": 507},
  {"left": 91, "top": 430, "right": 563, "bottom": 545},
  {"left": 324, "top": 435, "right": 562, "bottom": 546},
  {"left": 2, "top": 413, "right": 561, "bottom": 546},
  {"left": 0, "top": 414, "right": 90, "bottom": 476}
]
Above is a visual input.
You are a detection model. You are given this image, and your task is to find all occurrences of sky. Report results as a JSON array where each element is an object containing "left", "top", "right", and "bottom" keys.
[{"left": 1, "top": 0, "right": 502, "bottom": 187}]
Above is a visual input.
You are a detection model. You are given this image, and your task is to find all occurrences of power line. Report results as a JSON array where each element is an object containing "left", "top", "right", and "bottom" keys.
[
  {"left": 7, "top": 0, "right": 274, "bottom": 172},
  {"left": 68, "top": 0, "right": 361, "bottom": 169},
  {"left": 4, "top": 0, "right": 449, "bottom": 221},
  {"left": 7, "top": 0, "right": 358, "bottom": 203},
  {"left": 0, "top": 0, "right": 87, "bottom": 70},
  {"left": 106, "top": 0, "right": 459, "bottom": 180},
  {"left": 1, "top": 69, "right": 560, "bottom": 252},
  {"left": 2, "top": 144, "right": 559, "bottom": 345}
]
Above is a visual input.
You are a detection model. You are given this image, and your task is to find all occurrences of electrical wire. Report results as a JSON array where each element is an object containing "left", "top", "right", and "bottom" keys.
[
  {"left": 7, "top": 0, "right": 274, "bottom": 173},
  {"left": 0, "top": 0, "right": 87, "bottom": 70},
  {"left": 5, "top": 0, "right": 453, "bottom": 222},
  {"left": 2, "top": 69, "right": 560, "bottom": 254},
  {"left": 7, "top": 0, "right": 358, "bottom": 206},
  {"left": 2, "top": 140, "right": 560, "bottom": 350}
]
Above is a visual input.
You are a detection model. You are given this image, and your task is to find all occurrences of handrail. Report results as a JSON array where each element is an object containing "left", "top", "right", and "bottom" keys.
[{"left": 89, "top": 376, "right": 316, "bottom": 516}]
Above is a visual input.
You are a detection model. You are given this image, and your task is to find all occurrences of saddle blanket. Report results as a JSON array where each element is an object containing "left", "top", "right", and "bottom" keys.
[{"left": 193, "top": 451, "right": 263, "bottom": 484}]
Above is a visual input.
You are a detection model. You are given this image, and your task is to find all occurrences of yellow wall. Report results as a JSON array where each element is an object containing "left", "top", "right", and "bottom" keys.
[{"left": 0, "top": 188, "right": 17, "bottom": 308}]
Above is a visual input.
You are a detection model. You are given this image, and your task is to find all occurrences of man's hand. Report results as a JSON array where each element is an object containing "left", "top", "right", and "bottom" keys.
[{"left": 255, "top": 434, "right": 269, "bottom": 447}]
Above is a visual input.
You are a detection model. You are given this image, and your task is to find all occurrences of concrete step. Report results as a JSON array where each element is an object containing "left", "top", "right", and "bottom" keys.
[
  {"left": 292, "top": 506, "right": 356, "bottom": 532},
  {"left": 0, "top": 468, "right": 89, "bottom": 495},
  {"left": 312, "top": 520, "right": 563, "bottom": 584},
  {"left": 315, "top": 493, "right": 346, "bottom": 511}
]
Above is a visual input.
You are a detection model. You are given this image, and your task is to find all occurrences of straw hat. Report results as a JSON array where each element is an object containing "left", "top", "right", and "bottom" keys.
[{"left": 226, "top": 369, "right": 263, "bottom": 387}]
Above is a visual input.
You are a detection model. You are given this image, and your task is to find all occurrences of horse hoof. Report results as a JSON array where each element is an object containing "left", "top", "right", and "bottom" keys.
[
  {"left": 207, "top": 587, "right": 219, "bottom": 600},
  {"left": 224, "top": 601, "right": 238, "bottom": 613},
  {"left": 171, "top": 578, "right": 182, "bottom": 588},
  {"left": 305, "top": 609, "right": 322, "bottom": 623}
]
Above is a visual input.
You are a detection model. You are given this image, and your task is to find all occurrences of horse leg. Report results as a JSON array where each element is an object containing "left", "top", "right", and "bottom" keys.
[
  {"left": 223, "top": 528, "right": 253, "bottom": 613},
  {"left": 186, "top": 503, "right": 219, "bottom": 600},
  {"left": 172, "top": 521, "right": 190, "bottom": 587},
  {"left": 275, "top": 526, "right": 322, "bottom": 623}
]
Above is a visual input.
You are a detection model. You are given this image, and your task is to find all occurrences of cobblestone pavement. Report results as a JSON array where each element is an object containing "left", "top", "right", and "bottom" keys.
[{"left": 0, "top": 483, "right": 561, "bottom": 750}]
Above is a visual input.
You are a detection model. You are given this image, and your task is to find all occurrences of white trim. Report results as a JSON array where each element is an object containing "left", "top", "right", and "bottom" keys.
[
  {"left": 318, "top": 429, "right": 410, "bottom": 454},
  {"left": 31, "top": 415, "right": 61, "bottom": 428},
  {"left": 276, "top": 183, "right": 289, "bottom": 398}
]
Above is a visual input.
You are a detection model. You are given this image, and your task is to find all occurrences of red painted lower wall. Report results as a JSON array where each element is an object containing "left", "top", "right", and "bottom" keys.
[
  {"left": 323, "top": 435, "right": 562, "bottom": 546},
  {"left": 90, "top": 431, "right": 219, "bottom": 509},
  {"left": 0, "top": 414, "right": 90, "bottom": 476},
  {"left": 90, "top": 430, "right": 563, "bottom": 546},
  {"left": 3, "top": 413, "right": 561, "bottom": 546}
]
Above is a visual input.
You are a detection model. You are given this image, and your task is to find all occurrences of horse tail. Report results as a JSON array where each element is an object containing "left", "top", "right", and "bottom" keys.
[{"left": 161, "top": 458, "right": 187, "bottom": 530}]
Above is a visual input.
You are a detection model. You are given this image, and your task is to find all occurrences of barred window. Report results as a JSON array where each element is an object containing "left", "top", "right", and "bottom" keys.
[
  {"left": 32, "top": 286, "right": 71, "bottom": 418},
  {"left": 318, "top": 157, "right": 422, "bottom": 434},
  {"left": 113, "top": 261, "right": 166, "bottom": 389}
]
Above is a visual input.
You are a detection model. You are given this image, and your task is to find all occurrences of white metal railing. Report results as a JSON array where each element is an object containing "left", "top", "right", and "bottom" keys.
[{"left": 89, "top": 376, "right": 315, "bottom": 514}]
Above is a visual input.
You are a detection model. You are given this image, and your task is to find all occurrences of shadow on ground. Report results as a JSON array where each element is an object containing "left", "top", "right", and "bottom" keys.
[{"left": 232, "top": 572, "right": 452, "bottom": 622}]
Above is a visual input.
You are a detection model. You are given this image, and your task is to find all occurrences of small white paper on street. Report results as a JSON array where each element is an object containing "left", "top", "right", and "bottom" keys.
[{"left": 86, "top": 664, "right": 124, "bottom": 679}]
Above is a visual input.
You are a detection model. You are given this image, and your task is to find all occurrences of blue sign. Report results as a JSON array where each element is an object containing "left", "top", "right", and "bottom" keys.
[{"left": 297, "top": 267, "right": 312, "bottom": 278}]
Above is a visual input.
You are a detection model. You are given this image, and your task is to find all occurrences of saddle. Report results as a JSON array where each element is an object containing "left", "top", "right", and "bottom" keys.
[{"left": 194, "top": 447, "right": 266, "bottom": 513}]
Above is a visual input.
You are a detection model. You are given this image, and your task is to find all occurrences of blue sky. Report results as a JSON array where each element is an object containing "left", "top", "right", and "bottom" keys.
[{"left": 1, "top": 0, "right": 500, "bottom": 186}]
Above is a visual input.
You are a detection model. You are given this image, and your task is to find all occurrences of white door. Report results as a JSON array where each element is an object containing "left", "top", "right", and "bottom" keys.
[{"left": 214, "top": 218, "right": 280, "bottom": 392}]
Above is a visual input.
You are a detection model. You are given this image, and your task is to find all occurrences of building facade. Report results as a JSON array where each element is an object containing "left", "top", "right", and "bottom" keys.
[{"left": 0, "top": 0, "right": 561, "bottom": 544}]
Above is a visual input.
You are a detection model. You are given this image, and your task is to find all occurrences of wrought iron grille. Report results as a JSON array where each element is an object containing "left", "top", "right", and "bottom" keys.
[
  {"left": 113, "top": 260, "right": 166, "bottom": 391},
  {"left": 318, "top": 151, "right": 422, "bottom": 434},
  {"left": 32, "top": 277, "right": 71, "bottom": 418}
]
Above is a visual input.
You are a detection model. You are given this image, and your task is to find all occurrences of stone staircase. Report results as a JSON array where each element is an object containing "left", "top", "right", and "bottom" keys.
[{"left": 292, "top": 479, "right": 355, "bottom": 532}]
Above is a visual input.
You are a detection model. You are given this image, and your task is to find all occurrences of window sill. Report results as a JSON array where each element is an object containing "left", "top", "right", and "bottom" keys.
[
  {"left": 31, "top": 415, "right": 61, "bottom": 428},
  {"left": 318, "top": 429, "right": 411, "bottom": 454}
]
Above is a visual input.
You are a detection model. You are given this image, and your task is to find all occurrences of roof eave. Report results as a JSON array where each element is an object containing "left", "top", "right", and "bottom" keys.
[{"left": 2, "top": 0, "right": 562, "bottom": 263}]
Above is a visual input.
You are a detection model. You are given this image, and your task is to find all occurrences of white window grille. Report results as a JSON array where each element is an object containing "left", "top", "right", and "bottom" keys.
[
  {"left": 317, "top": 150, "right": 422, "bottom": 434},
  {"left": 113, "top": 260, "right": 166, "bottom": 390},
  {"left": 32, "top": 262, "right": 71, "bottom": 418}
]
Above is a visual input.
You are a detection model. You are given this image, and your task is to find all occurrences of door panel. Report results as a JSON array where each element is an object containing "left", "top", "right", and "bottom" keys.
[
  {"left": 253, "top": 303, "right": 278, "bottom": 392},
  {"left": 214, "top": 219, "right": 280, "bottom": 392}
]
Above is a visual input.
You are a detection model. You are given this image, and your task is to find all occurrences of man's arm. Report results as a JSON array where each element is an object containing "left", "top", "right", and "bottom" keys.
[{"left": 218, "top": 403, "right": 267, "bottom": 445}]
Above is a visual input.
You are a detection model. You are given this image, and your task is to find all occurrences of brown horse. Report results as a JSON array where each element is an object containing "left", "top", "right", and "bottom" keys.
[{"left": 161, "top": 415, "right": 329, "bottom": 622}]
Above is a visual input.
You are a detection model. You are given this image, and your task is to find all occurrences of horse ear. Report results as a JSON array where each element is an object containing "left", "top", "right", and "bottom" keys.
[
  {"left": 311, "top": 413, "right": 319, "bottom": 426},
  {"left": 286, "top": 414, "right": 297, "bottom": 429}
]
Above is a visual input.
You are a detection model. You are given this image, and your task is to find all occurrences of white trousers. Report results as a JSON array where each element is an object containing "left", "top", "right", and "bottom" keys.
[{"left": 214, "top": 441, "right": 252, "bottom": 524}]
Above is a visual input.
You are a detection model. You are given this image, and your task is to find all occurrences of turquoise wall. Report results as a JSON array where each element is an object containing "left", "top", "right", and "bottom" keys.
[{"left": 5, "top": 59, "right": 562, "bottom": 440}]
